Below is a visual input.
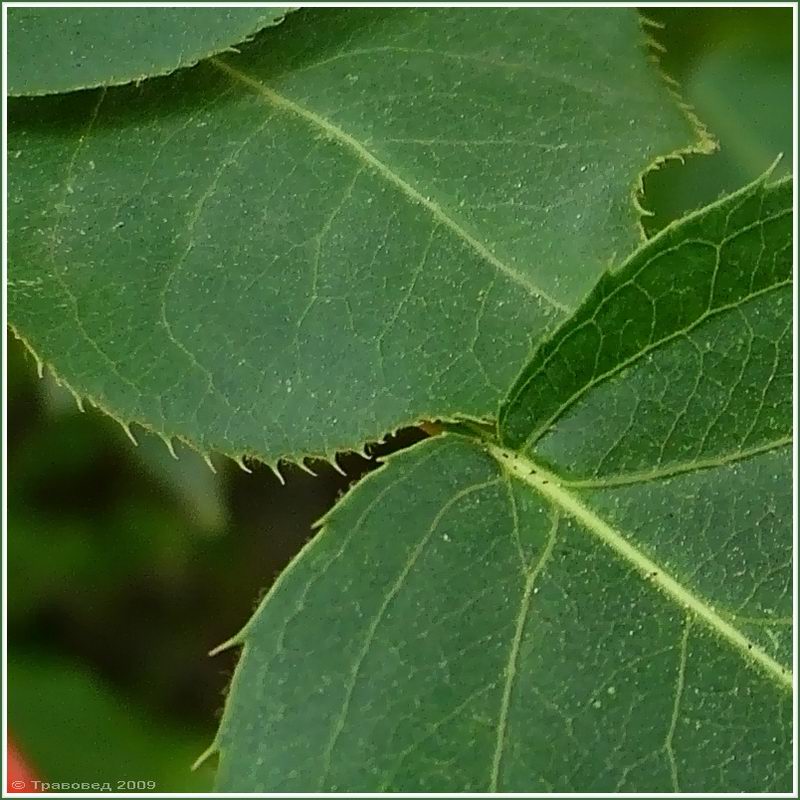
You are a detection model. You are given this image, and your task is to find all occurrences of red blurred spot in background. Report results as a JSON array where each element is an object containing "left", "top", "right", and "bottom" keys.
[{"left": 7, "top": 737, "right": 40, "bottom": 793}]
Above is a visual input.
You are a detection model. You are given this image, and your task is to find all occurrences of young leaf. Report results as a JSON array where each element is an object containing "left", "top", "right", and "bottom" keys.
[
  {"left": 500, "top": 172, "right": 791, "bottom": 468},
  {"left": 7, "top": 6, "right": 294, "bottom": 96},
  {"left": 8, "top": 8, "right": 706, "bottom": 465},
  {"left": 212, "top": 176, "right": 792, "bottom": 792}
]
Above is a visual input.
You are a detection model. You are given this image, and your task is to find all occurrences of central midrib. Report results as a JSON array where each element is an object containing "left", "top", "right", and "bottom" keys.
[
  {"left": 487, "top": 442, "right": 792, "bottom": 690},
  {"left": 209, "top": 57, "right": 571, "bottom": 314}
]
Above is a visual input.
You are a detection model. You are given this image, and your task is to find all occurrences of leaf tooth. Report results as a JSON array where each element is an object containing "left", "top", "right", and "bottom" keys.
[
  {"left": 638, "top": 11, "right": 666, "bottom": 30},
  {"left": 119, "top": 420, "right": 139, "bottom": 447},
  {"left": 67, "top": 387, "right": 85, "bottom": 413},
  {"left": 208, "top": 633, "right": 245, "bottom": 658},
  {"left": 50, "top": 371, "right": 86, "bottom": 413},
  {"left": 160, "top": 433, "right": 179, "bottom": 460},
  {"left": 268, "top": 460, "right": 287, "bottom": 484},
  {"left": 190, "top": 741, "right": 219, "bottom": 773},
  {"left": 294, "top": 458, "right": 318, "bottom": 478},
  {"left": 234, "top": 455, "right": 253, "bottom": 475},
  {"left": 333, "top": 458, "right": 348, "bottom": 476},
  {"left": 633, "top": 12, "right": 717, "bottom": 237}
]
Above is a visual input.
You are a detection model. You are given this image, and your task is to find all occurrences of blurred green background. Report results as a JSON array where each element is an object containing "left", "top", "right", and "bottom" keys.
[{"left": 6, "top": 7, "right": 793, "bottom": 792}]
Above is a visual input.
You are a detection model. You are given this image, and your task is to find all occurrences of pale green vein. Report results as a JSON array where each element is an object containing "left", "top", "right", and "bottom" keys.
[
  {"left": 49, "top": 92, "right": 110, "bottom": 367},
  {"left": 379, "top": 683, "right": 496, "bottom": 791},
  {"left": 210, "top": 57, "right": 570, "bottom": 313},
  {"left": 664, "top": 617, "right": 691, "bottom": 793},
  {"left": 317, "top": 476, "right": 502, "bottom": 790},
  {"left": 488, "top": 444, "right": 792, "bottom": 690},
  {"left": 518, "top": 278, "right": 791, "bottom": 450},
  {"left": 502, "top": 476, "right": 526, "bottom": 571},
  {"left": 489, "top": 508, "right": 558, "bottom": 792},
  {"left": 159, "top": 115, "right": 275, "bottom": 422},
  {"left": 45, "top": 89, "right": 145, "bottom": 404},
  {"left": 561, "top": 436, "right": 792, "bottom": 489}
]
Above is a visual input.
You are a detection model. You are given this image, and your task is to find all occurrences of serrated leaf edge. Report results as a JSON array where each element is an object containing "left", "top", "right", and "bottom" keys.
[
  {"left": 9, "top": 322, "right": 492, "bottom": 481},
  {"left": 632, "top": 12, "right": 717, "bottom": 237},
  {"left": 196, "top": 434, "right": 459, "bottom": 777},
  {"left": 8, "top": 7, "right": 299, "bottom": 98},
  {"left": 202, "top": 429, "right": 792, "bottom": 781},
  {"left": 9, "top": 10, "right": 717, "bottom": 472}
]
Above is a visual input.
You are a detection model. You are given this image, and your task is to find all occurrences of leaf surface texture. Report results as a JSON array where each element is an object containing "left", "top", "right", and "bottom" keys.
[
  {"left": 7, "top": 6, "right": 294, "bottom": 96},
  {"left": 8, "top": 8, "right": 702, "bottom": 463},
  {"left": 213, "top": 176, "right": 792, "bottom": 792}
]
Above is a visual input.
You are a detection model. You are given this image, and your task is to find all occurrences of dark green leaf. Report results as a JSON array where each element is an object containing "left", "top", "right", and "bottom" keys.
[
  {"left": 212, "top": 176, "right": 792, "bottom": 792},
  {"left": 8, "top": 8, "right": 704, "bottom": 465},
  {"left": 500, "top": 173, "right": 791, "bottom": 466},
  {"left": 7, "top": 6, "right": 294, "bottom": 96}
]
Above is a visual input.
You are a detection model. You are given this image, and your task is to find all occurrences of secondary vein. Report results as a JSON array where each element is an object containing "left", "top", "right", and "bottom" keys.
[
  {"left": 560, "top": 435, "right": 792, "bottom": 489},
  {"left": 488, "top": 443, "right": 793, "bottom": 690},
  {"left": 209, "top": 57, "right": 570, "bottom": 314},
  {"left": 317, "top": 475, "right": 502, "bottom": 789},
  {"left": 490, "top": 509, "right": 558, "bottom": 792},
  {"left": 516, "top": 278, "right": 791, "bottom": 451}
]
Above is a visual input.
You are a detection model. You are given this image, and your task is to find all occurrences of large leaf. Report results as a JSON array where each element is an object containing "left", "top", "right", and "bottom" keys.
[
  {"left": 8, "top": 7, "right": 706, "bottom": 466},
  {"left": 212, "top": 175, "right": 792, "bottom": 792},
  {"left": 7, "top": 7, "right": 294, "bottom": 96}
]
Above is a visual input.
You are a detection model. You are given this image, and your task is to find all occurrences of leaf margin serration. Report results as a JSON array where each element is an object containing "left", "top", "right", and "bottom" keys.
[
  {"left": 7, "top": 7, "right": 299, "bottom": 98},
  {"left": 631, "top": 12, "right": 717, "bottom": 240},
  {"left": 7, "top": 8, "right": 717, "bottom": 475}
]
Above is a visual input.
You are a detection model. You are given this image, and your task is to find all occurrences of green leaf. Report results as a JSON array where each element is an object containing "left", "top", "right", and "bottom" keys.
[
  {"left": 8, "top": 7, "right": 705, "bottom": 465},
  {"left": 212, "top": 176, "right": 792, "bottom": 792},
  {"left": 7, "top": 6, "right": 294, "bottom": 96},
  {"left": 500, "top": 172, "right": 791, "bottom": 464}
]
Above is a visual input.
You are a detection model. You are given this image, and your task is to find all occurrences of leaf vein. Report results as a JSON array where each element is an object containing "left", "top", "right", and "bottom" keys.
[
  {"left": 490, "top": 444, "right": 792, "bottom": 689},
  {"left": 210, "top": 57, "right": 570, "bottom": 313},
  {"left": 318, "top": 475, "right": 502, "bottom": 790},
  {"left": 489, "top": 507, "right": 559, "bottom": 791},
  {"left": 561, "top": 436, "right": 791, "bottom": 489}
]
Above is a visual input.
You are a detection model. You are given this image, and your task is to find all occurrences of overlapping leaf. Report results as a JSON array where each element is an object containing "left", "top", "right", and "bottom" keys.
[
  {"left": 7, "top": 6, "right": 294, "bottom": 96},
  {"left": 212, "top": 175, "right": 792, "bottom": 792},
  {"left": 8, "top": 8, "right": 705, "bottom": 465},
  {"left": 501, "top": 171, "right": 792, "bottom": 470}
]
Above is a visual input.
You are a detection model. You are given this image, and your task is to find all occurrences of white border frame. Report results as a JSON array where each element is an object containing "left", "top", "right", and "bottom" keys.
[{"left": 1, "top": 2, "right": 797, "bottom": 798}]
